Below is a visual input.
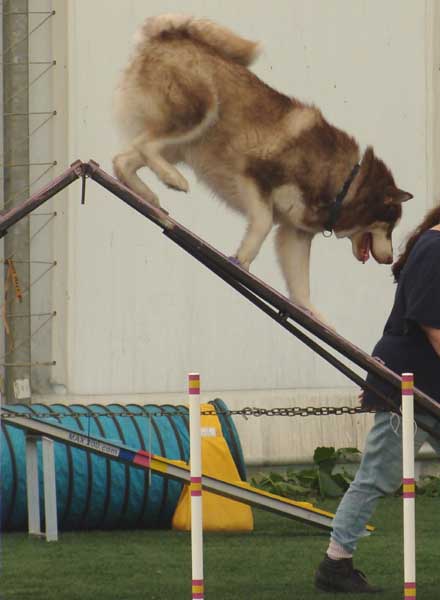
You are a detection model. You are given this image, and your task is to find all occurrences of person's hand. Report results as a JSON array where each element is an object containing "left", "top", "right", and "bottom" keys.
[{"left": 358, "top": 356, "right": 385, "bottom": 402}]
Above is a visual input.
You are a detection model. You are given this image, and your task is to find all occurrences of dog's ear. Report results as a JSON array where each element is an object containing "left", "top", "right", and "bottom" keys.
[
  {"left": 384, "top": 186, "right": 413, "bottom": 204},
  {"left": 355, "top": 146, "right": 375, "bottom": 191},
  {"left": 361, "top": 146, "right": 375, "bottom": 168}
]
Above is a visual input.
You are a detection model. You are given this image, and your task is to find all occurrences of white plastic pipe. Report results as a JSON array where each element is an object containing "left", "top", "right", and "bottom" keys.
[
  {"left": 402, "top": 372, "right": 416, "bottom": 599},
  {"left": 189, "top": 373, "right": 204, "bottom": 599}
]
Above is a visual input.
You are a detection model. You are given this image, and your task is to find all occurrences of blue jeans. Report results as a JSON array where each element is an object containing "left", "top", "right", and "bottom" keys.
[{"left": 331, "top": 411, "right": 440, "bottom": 553}]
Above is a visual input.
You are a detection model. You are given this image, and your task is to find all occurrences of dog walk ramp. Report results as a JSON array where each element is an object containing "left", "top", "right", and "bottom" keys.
[
  {"left": 1, "top": 407, "right": 368, "bottom": 532},
  {"left": 0, "top": 159, "right": 439, "bottom": 433},
  {"left": 85, "top": 161, "right": 440, "bottom": 432}
]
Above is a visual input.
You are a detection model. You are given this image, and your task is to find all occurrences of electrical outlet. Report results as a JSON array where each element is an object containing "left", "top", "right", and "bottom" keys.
[{"left": 13, "top": 378, "right": 31, "bottom": 400}]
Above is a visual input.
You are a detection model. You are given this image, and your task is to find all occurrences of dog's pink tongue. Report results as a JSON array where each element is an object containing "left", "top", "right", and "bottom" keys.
[{"left": 361, "top": 233, "right": 371, "bottom": 263}]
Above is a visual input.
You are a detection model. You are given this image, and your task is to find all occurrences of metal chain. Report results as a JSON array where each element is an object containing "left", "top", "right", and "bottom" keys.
[{"left": 0, "top": 405, "right": 375, "bottom": 421}]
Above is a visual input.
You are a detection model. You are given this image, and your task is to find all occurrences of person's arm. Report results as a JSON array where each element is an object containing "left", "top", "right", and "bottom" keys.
[{"left": 421, "top": 325, "right": 440, "bottom": 357}]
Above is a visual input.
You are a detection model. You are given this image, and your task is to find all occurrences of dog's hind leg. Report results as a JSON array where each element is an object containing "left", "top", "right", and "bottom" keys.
[
  {"left": 133, "top": 82, "right": 218, "bottom": 195},
  {"left": 113, "top": 147, "right": 160, "bottom": 206},
  {"left": 233, "top": 178, "right": 273, "bottom": 269},
  {"left": 112, "top": 114, "right": 206, "bottom": 206},
  {"left": 114, "top": 76, "right": 218, "bottom": 203},
  {"left": 136, "top": 135, "right": 190, "bottom": 193},
  {"left": 275, "top": 223, "right": 314, "bottom": 309}
]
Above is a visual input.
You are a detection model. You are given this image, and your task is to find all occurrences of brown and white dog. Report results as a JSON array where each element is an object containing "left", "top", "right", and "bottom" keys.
[{"left": 113, "top": 14, "right": 412, "bottom": 317}]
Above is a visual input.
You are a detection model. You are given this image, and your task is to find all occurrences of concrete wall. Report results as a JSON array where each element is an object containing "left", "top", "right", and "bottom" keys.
[
  {"left": 32, "top": 0, "right": 439, "bottom": 465},
  {"left": 1, "top": 1, "right": 58, "bottom": 395},
  {"left": 28, "top": 1, "right": 57, "bottom": 393}
]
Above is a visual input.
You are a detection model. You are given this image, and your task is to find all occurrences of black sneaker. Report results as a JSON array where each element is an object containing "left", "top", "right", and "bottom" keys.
[{"left": 315, "top": 555, "right": 382, "bottom": 594}]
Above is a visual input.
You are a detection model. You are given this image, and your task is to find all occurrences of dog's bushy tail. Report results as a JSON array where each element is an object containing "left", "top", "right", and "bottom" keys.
[{"left": 139, "top": 14, "right": 260, "bottom": 66}]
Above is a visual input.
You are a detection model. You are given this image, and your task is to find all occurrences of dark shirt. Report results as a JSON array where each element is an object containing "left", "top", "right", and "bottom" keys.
[{"left": 362, "top": 229, "right": 440, "bottom": 411}]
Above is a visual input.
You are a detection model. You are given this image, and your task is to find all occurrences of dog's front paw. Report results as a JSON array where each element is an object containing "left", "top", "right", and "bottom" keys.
[
  {"left": 228, "top": 255, "right": 251, "bottom": 270},
  {"left": 234, "top": 253, "right": 251, "bottom": 270}
]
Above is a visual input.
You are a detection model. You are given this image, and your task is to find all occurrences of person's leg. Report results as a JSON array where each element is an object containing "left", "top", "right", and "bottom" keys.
[
  {"left": 331, "top": 411, "right": 429, "bottom": 553},
  {"left": 416, "top": 411, "right": 440, "bottom": 458},
  {"left": 315, "top": 411, "right": 430, "bottom": 593}
]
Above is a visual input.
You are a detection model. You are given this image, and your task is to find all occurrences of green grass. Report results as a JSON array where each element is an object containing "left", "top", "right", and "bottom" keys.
[{"left": 1, "top": 497, "right": 438, "bottom": 599}]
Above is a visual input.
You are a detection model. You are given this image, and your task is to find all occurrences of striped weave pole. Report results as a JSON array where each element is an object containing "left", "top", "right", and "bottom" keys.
[
  {"left": 402, "top": 373, "right": 416, "bottom": 599},
  {"left": 189, "top": 373, "right": 204, "bottom": 599}
]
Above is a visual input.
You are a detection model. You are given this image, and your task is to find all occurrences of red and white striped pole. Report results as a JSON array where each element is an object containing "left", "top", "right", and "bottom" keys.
[
  {"left": 188, "top": 373, "right": 204, "bottom": 599},
  {"left": 402, "top": 372, "right": 416, "bottom": 600}
]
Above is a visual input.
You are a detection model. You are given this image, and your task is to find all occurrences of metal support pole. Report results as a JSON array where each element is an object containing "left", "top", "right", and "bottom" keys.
[
  {"left": 42, "top": 436, "right": 58, "bottom": 541},
  {"left": 2, "top": 0, "right": 31, "bottom": 403},
  {"left": 25, "top": 433, "right": 58, "bottom": 541},
  {"left": 25, "top": 434, "right": 41, "bottom": 535}
]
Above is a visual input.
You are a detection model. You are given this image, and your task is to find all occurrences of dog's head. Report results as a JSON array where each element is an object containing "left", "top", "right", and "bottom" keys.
[{"left": 336, "top": 147, "right": 412, "bottom": 264}]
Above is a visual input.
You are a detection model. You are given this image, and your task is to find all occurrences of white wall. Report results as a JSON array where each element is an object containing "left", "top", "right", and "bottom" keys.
[{"left": 42, "top": 0, "right": 436, "bottom": 463}]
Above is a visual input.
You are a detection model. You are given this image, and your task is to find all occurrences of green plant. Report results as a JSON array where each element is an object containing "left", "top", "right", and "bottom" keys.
[
  {"left": 250, "top": 446, "right": 361, "bottom": 500},
  {"left": 416, "top": 475, "right": 440, "bottom": 497},
  {"left": 394, "top": 474, "right": 440, "bottom": 498}
]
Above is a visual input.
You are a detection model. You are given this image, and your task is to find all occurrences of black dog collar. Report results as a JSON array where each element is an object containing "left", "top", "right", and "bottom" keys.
[{"left": 324, "top": 162, "right": 360, "bottom": 235}]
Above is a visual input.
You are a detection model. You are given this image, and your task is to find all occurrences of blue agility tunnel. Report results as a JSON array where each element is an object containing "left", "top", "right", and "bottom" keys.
[{"left": 0, "top": 399, "right": 246, "bottom": 531}]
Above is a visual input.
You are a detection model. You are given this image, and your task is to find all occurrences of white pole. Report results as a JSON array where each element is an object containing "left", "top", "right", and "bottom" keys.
[
  {"left": 189, "top": 373, "right": 204, "bottom": 600},
  {"left": 402, "top": 372, "right": 416, "bottom": 600},
  {"left": 25, "top": 435, "right": 41, "bottom": 536},
  {"left": 42, "top": 437, "right": 58, "bottom": 542}
]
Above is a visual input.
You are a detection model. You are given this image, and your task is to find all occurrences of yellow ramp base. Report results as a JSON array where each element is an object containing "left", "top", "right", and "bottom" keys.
[{"left": 172, "top": 404, "right": 254, "bottom": 532}]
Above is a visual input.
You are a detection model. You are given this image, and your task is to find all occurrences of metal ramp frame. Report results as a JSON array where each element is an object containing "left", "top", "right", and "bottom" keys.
[
  {"left": 0, "top": 159, "right": 439, "bottom": 432},
  {"left": 1, "top": 407, "right": 365, "bottom": 532},
  {"left": 7, "top": 158, "right": 440, "bottom": 535}
]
